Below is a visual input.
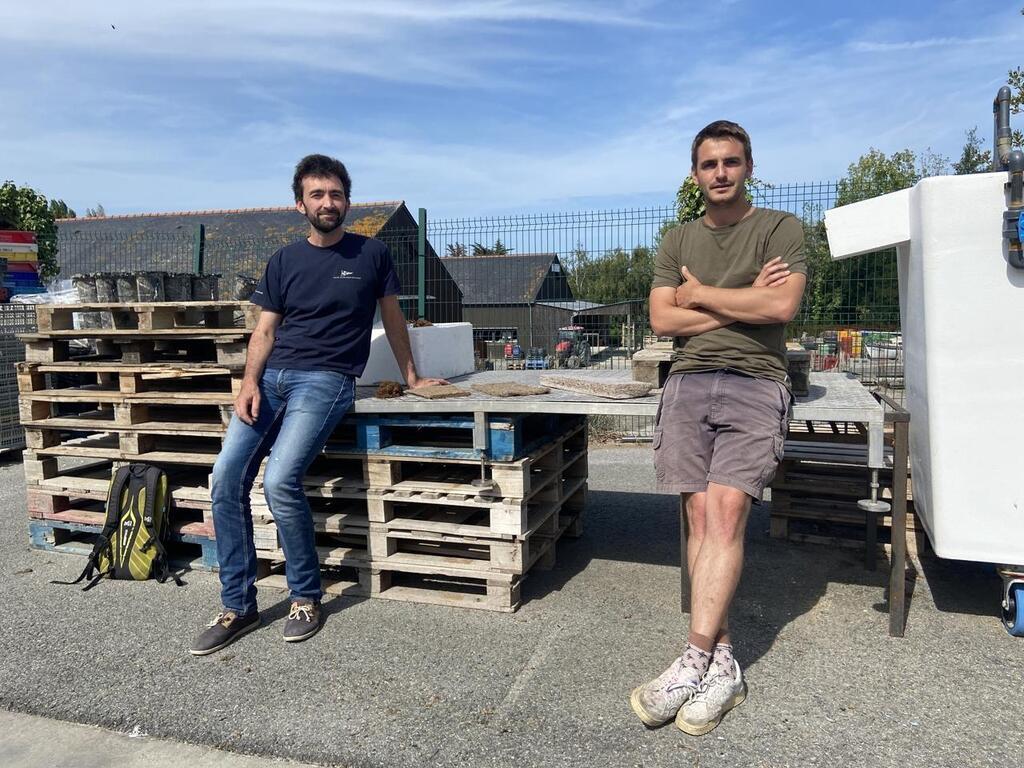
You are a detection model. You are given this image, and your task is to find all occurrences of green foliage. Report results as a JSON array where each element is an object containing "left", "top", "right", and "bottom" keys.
[
  {"left": 48, "top": 199, "right": 76, "bottom": 219},
  {"left": 471, "top": 238, "right": 512, "bottom": 255},
  {"left": 1010, "top": 65, "right": 1024, "bottom": 148},
  {"left": 445, "top": 242, "right": 467, "bottom": 258},
  {"left": 566, "top": 245, "right": 653, "bottom": 305},
  {"left": 85, "top": 204, "right": 106, "bottom": 218},
  {"left": 835, "top": 148, "right": 918, "bottom": 206},
  {"left": 953, "top": 127, "right": 992, "bottom": 174},
  {"left": 0, "top": 180, "right": 59, "bottom": 281},
  {"left": 799, "top": 148, "right": 919, "bottom": 330}
]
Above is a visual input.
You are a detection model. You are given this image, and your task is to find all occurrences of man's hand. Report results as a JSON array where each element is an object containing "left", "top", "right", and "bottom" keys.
[
  {"left": 675, "top": 266, "right": 705, "bottom": 309},
  {"left": 408, "top": 374, "right": 449, "bottom": 389},
  {"left": 234, "top": 379, "right": 261, "bottom": 425},
  {"left": 753, "top": 256, "right": 791, "bottom": 288}
]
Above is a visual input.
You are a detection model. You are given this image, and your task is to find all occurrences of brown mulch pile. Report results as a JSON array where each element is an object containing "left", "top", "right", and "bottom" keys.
[{"left": 375, "top": 381, "right": 404, "bottom": 399}]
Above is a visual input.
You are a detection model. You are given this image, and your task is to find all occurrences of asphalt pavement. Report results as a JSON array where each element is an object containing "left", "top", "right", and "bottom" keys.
[{"left": 0, "top": 445, "right": 1020, "bottom": 768}]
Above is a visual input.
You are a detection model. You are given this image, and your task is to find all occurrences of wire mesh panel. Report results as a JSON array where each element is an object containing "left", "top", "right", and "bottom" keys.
[
  {"left": 51, "top": 232, "right": 195, "bottom": 279},
  {"left": 429, "top": 206, "right": 676, "bottom": 374},
  {"left": 0, "top": 304, "right": 36, "bottom": 451}
]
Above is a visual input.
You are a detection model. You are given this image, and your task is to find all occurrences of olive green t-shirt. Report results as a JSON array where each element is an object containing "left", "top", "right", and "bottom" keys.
[{"left": 652, "top": 207, "right": 806, "bottom": 384}]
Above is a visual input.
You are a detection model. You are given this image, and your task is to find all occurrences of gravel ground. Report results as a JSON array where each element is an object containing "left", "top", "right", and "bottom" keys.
[{"left": 0, "top": 445, "right": 1021, "bottom": 768}]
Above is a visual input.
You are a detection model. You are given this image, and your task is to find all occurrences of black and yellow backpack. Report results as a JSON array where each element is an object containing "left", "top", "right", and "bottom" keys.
[{"left": 57, "top": 463, "right": 182, "bottom": 591}]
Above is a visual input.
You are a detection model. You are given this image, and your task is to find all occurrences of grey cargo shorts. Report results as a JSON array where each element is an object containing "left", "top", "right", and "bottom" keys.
[{"left": 653, "top": 370, "right": 790, "bottom": 499}]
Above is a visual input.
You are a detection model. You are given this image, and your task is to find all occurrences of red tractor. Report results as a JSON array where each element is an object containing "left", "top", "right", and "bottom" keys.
[{"left": 554, "top": 325, "right": 591, "bottom": 369}]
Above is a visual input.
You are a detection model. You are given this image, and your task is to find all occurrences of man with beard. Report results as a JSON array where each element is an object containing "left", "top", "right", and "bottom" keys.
[
  {"left": 630, "top": 121, "right": 806, "bottom": 734},
  {"left": 191, "top": 154, "right": 445, "bottom": 655}
]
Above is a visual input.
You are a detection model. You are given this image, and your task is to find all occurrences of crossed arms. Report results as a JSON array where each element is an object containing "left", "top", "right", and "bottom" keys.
[{"left": 648, "top": 257, "right": 806, "bottom": 337}]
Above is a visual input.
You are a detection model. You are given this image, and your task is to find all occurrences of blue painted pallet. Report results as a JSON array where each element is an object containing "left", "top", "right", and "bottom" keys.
[
  {"left": 28, "top": 519, "right": 219, "bottom": 572},
  {"left": 328, "top": 413, "right": 585, "bottom": 462}
]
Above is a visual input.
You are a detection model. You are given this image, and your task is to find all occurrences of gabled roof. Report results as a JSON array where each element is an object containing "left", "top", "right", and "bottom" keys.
[
  {"left": 441, "top": 253, "right": 559, "bottom": 305},
  {"left": 53, "top": 202, "right": 413, "bottom": 278},
  {"left": 57, "top": 202, "right": 405, "bottom": 241}
]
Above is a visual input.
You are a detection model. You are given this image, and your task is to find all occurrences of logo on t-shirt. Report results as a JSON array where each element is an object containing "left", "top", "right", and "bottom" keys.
[{"left": 334, "top": 270, "right": 361, "bottom": 280}]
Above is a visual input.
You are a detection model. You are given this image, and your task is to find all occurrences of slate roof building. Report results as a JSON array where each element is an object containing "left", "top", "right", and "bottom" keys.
[
  {"left": 441, "top": 252, "right": 642, "bottom": 353},
  {"left": 56, "top": 202, "right": 462, "bottom": 322}
]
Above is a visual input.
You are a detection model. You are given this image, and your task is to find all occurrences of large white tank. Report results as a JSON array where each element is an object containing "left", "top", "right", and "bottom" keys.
[{"left": 825, "top": 173, "right": 1024, "bottom": 564}]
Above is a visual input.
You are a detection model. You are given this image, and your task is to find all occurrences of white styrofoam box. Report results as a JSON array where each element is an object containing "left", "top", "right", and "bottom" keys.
[
  {"left": 825, "top": 172, "right": 1024, "bottom": 564},
  {"left": 356, "top": 322, "right": 475, "bottom": 385}
]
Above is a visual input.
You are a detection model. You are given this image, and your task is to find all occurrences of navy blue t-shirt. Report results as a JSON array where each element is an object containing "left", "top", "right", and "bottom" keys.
[{"left": 251, "top": 234, "right": 401, "bottom": 376}]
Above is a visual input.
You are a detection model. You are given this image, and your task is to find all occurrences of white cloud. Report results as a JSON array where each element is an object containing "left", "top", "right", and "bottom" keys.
[{"left": 2, "top": 1, "right": 1021, "bottom": 218}]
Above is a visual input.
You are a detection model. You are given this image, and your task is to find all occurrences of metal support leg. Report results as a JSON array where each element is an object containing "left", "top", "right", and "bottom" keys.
[{"left": 888, "top": 417, "right": 909, "bottom": 637}]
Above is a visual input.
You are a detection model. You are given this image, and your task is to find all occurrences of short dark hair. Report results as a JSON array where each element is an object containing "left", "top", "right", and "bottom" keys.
[
  {"left": 292, "top": 154, "right": 352, "bottom": 202},
  {"left": 690, "top": 121, "right": 753, "bottom": 170}
]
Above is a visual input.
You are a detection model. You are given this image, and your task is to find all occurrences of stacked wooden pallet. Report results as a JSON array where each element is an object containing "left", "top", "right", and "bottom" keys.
[
  {"left": 20, "top": 301, "right": 588, "bottom": 612},
  {"left": 251, "top": 413, "right": 588, "bottom": 612},
  {"left": 20, "top": 301, "right": 255, "bottom": 571},
  {"left": 768, "top": 421, "right": 919, "bottom": 556}
]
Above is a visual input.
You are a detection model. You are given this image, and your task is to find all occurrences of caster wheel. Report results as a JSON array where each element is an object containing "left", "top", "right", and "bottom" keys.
[{"left": 1003, "top": 583, "right": 1024, "bottom": 637}]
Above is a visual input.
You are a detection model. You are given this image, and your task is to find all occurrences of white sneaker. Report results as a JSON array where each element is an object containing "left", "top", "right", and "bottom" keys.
[
  {"left": 675, "top": 659, "right": 747, "bottom": 735},
  {"left": 629, "top": 656, "right": 703, "bottom": 727}
]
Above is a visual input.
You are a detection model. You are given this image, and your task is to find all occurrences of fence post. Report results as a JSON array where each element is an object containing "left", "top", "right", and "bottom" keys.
[
  {"left": 417, "top": 208, "right": 427, "bottom": 319},
  {"left": 192, "top": 224, "right": 205, "bottom": 274}
]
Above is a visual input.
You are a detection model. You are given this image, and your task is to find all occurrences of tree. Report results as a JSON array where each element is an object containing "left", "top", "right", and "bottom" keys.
[
  {"left": 48, "top": 199, "right": 76, "bottom": 219},
  {"left": 85, "top": 204, "right": 106, "bottom": 218},
  {"left": 799, "top": 148, "right": 917, "bottom": 329},
  {"left": 445, "top": 243, "right": 467, "bottom": 258},
  {"left": 561, "top": 242, "right": 591, "bottom": 298},
  {"left": 953, "top": 127, "right": 991, "bottom": 174},
  {"left": 566, "top": 245, "right": 653, "bottom": 305},
  {"left": 0, "top": 181, "right": 60, "bottom": 281},
  {"left": 1009, "top": 9, "right": 1023, "bottom": 147},
  {"left": 917, "top": 148, "right": 949, "bottom": 179},
  {"left": 1009, "top": 65, "right": 1024, "bottom": 148},
  {"left": 471, "top": 238, "right": 512, "bottom": 255},
  {"left": 835, "top": 148, "right": 918, "bottom": 206}
]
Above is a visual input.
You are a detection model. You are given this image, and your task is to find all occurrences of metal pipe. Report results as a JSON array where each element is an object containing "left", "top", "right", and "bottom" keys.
[
  {"left": 1005, "top": 149, "right": 1024, "bottom": 269},
  {"left": 993, "top": 86, "right": 1012, "bottom": 171}
]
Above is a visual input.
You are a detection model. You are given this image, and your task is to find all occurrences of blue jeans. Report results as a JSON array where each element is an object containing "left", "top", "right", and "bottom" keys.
[{"left": 211, "top": 368, "right": 355, "bottom": 614}]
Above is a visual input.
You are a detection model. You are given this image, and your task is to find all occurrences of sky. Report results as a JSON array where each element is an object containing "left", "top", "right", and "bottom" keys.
[{"left": 1, "top": 1, "right": 1021, "bottom": 219}]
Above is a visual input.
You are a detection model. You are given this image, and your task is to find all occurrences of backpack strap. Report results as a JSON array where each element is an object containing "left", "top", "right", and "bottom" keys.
[
  {"left": 51, "top": 466, "right": 132, "bottom": 588},
  {"left": 137, "top": 464, "right": 183, "bottom": 587}
]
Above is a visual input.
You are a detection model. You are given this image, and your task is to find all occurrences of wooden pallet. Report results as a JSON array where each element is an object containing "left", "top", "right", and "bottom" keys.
[
  {"left": 18, "top": 361, "right": 242, "bottom": 395},
  {"left": 770, "top": 509, "right": 928, "bottom": 557},
  {"left": 358, "top": 420, "right": 586, "bottom": 500},
  {"left": 26, "top": 460, "right": 215, "bottom": 510},
  {"left": 24, "top": 486, "right": 212, "bottom": 534},
  {"left": 28, "top": 518, "right": 219, "bottom": 571},
  {"left": 35, "top": 301, "right": 258, "bottom": 333},
  {"left": 366, "top": 563, "right": 521, "bottom": 612},
  {"left": 325, "top": 412, "right": 586, "bottom": 462},
  {"left": 368, "top": 503, "right": 560, "bottom": 575},
  {"left": 19, "top": 334, "right": 249, "bottom": 365},
  {"left": 24, "top": 434, "right": 224, "bottom": 466}
]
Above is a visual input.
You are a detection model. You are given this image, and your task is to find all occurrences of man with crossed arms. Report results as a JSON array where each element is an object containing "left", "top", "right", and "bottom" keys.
[{"left": 631, "top": 120, "right": 806, "bottom": 735}]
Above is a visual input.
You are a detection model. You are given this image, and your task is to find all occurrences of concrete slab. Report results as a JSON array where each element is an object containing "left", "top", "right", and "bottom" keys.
[{"left": 0, "top": 709, "right": 320, "bottom": 768}]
